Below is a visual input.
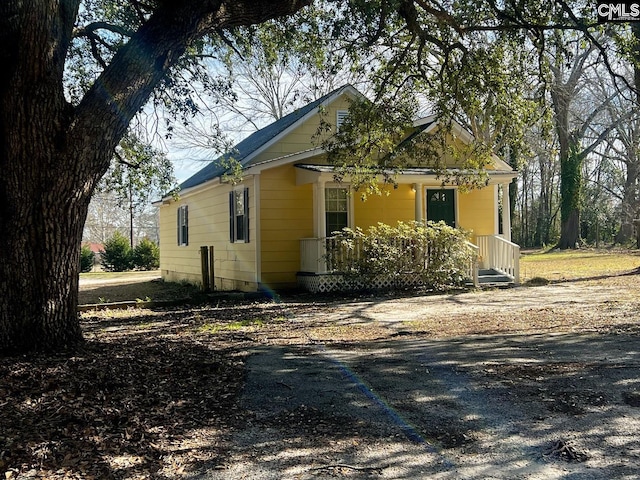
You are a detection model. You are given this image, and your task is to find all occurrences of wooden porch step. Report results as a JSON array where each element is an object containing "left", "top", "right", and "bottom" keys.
[{"left": 477, "top": 269, "right": 515, "bottom": 287}]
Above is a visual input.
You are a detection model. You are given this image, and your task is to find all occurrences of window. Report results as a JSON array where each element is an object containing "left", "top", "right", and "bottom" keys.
[
  {"left": 325, "top": 187, "right": 349, "bottom": 237},
  {"left": 336, "top": 110, "right": 349, "bottom": 130},
  {"left": 177, "top": 205, "right": 188, "bottom": 246},
  {"left": 229, "top": 188, "right": 249, "bottom": 243}
]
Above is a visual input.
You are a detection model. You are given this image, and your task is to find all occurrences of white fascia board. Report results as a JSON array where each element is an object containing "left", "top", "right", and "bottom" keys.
[
  {"left": 244, "top": 147, "right": 326, "bottom": 175},
  {"left": 295, "top": 167, "right": 517, "bottom": 187},
  {"left": 154, "top": 177, "right": 223, "bottom": 206},
  {"left": 392, "top": 171, "right": 518, "bottom": 185},
  {"left": 296, "top": 167, "right": 336, "bottom": 186},
  {"left": 414, "top": 116, "right": 477, "bottom": 144},
  {"left": 413, "top": 114, "right": 438, "bottom": 127},
  {"left": 490, "top": 155, "right": 514, "bottom": 172}
]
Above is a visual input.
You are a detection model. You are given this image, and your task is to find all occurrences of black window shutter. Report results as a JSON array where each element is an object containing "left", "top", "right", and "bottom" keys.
[
  {"left": 229, "top": 192, "right": 235, "bottom": 243},
  {"left": 177, "top": 207, "right": 180, "bottom": 245},
  {"left": 184, "top": 206, "right": 188, "bottom": 245},
  {"left": 244, "top": 188, "right": 249, "bottom": 243}
]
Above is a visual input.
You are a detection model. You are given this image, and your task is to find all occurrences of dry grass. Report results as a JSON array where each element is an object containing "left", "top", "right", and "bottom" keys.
[{"left": 520, "top": 248, "right": 640, "bottom": 283}]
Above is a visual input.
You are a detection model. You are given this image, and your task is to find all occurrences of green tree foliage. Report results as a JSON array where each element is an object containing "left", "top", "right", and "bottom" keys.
[
  {"left": 0, "top": 0, "right": 310, "bottom": 353},
  {"left": 132, "top": 238, "right": 160, "bottom": 271},
  {"left": 101, "top": 232, "right": 133, "bottom": 272},
  {"left": 80, "top": 245, "right": 95, "bottom": 273},
  {"left": 303, "top": 1, "right": 555, "bottom": 193},
  {"left": 2, "top": 0, "right": 636, "bottom": 353},
  {"left": 99, "top": 133, "right": 175, "bottom": 247}
]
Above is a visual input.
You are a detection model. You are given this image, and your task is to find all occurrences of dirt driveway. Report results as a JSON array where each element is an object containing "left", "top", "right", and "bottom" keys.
[{"left": 193, "top": 277, "right": 640, "bottom": 479}]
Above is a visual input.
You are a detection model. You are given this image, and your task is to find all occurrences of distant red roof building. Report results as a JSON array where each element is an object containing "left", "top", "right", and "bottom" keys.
[{"left": 85, "top": 242, "right": 104, "bottom": 254}]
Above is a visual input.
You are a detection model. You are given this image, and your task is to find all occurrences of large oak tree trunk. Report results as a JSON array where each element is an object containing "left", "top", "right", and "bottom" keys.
[
  {"left": 0, "top": 0, "right": 89, "bottom": 353},
  {"left": 0, "top": 0, "right": 310, "bottom": 354},
  {"left": 0, "top": 164, "right": 90, "bottom": 352}
]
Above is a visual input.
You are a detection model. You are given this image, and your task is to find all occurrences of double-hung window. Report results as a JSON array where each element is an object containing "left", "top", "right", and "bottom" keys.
[
  {"left": 325, "top": 187, "right": 349, "bottom": 237},
  {"left": 230, "top": 188, "right": 249, "bottom": 243},
  {"left": 177, "top": 205, "right": 188, "bottom": 246}
]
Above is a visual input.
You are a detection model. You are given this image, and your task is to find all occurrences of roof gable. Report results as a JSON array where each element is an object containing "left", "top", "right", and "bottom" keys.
[{"left": 177, "top": 84, "right": 361, "bottom": 192}]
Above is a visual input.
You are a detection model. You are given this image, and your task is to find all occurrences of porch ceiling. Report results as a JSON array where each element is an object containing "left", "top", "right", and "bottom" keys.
[{"left": 294, "top": 164, "right": 517, "bottom": 186}]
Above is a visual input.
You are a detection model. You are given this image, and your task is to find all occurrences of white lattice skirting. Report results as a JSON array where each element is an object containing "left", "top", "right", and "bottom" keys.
[{"left": 297, "top": 273, "right": 425, "bottom": 293}]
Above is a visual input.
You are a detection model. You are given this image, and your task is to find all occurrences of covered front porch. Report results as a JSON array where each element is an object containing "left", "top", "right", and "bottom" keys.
[
  {"left": 294, "top": 164, "right": 520, "bottom": 293},
  {"left": 298, "top": 233, "right": 519, "bottom": 292}
]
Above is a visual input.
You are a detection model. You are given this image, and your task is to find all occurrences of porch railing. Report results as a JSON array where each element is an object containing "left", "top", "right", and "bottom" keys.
[
  {"left": 300, "top": 237, "right": 328, "bottom": 273},
  {"left": 301, "top": 234, "right": 519, "bottom": 286},
  {"left": 300, "top": 236, "right": 481, "bottom": 285},
  {"left": 475, "top": 235, "right": 520, "bottom": 283}
]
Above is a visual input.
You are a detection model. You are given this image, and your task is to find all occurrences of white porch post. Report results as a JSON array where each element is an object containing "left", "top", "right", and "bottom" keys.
[
  {"left": 413, "top": 183, "right": 423, "bottom": 223},
  {"left": 312, "top": 179, "right": 327, "bottom": 273},
  {"left": 314, "top": 179, "right": 326, "bottom": 238},
  {"left": 502, "top": 182, "right": 512, "bottom": 241}
]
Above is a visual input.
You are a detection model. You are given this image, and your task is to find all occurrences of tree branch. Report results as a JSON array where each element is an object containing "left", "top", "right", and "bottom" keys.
[
  {"left": 71, "top": 0, "right": 311, "bottom": 174},
  {"left": 73, "top": 21, "right": 136, "bottom": 39}
]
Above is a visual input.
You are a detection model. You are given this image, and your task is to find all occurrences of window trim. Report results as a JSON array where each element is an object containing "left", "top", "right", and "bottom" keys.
[
  {"left": 229, "top": 187, "right": 249, "bottom": 243},
  {"left": 325, "top": 185, "right": 351, "bottom": 237},
  {"left": 177, "top": 204, "right": 188, "bottom": 246}
]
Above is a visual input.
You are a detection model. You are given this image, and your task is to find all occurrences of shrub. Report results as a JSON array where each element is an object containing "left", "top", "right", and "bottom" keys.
[
  {"left": 80, "top": 244, "right": 95, "bottom": 273},
  {"left": 132, "top": 238, "right": 160, "bottom": 270},
  {"left": 326, "top": 221, "right": 473, "bottom": 290},
  {"left": 101, "top": 231, "right": 133, "bottom": 272}
]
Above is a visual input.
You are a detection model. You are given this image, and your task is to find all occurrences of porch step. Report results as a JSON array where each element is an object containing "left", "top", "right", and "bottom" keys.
[{"left": 477, "top": 269, "right": 515, "bottom": 287}]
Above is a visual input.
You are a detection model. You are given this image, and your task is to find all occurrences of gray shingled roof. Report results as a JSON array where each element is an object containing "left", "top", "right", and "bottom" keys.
[{"left": 177, "top": 85, "right": 350, "bottom": 192}]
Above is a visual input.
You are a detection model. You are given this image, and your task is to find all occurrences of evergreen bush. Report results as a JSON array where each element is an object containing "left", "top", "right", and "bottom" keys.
[
  {"left": 101, "top": 231, "right": 133, "bottom": 272},
  {"left": 80, "top": 244, "right": 95, "bottom": 273},
  {"left": 132, "top": 238, "right": 160, "bottom": 270}
]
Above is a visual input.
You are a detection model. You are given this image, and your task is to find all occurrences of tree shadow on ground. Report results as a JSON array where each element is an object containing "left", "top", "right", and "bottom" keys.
[
  {"left": 0, "top": 309, "right": 250, "bottom": 479},
  {"left": 78, "top": 279, "right": 200, "bottom": 305},
  {"left": 4, "top": 294, "right": 640, "bottom": 479},
  {"left": 208, "top": 333, "right": 640, "bottom": 479}
]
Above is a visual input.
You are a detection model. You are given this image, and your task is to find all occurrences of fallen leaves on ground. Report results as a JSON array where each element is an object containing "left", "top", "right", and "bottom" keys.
[
  {"left": 3, "top": 272, "right": 640, "bottom": 478},
  {"left": 0, "top": 302, "right": 270, "bottom": 479}
]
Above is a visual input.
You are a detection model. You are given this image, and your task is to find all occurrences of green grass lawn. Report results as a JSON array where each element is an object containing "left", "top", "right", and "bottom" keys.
[
  {"left": 78, "top": 270, "right": 201, "bottom": 305},
  {"left": 520, "top": 249, "right": 640, "bottom": 283},
  {"left": 77, "top": 249, "right": 640, "bottom": 305}
]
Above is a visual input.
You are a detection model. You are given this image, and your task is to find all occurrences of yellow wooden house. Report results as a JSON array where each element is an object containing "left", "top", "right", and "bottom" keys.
[{"left": 156, "top": 85, "right": 520, "bottom": 293}]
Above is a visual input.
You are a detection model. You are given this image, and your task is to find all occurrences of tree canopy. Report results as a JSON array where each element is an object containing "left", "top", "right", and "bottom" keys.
[{"left": 1, "top": 0, "right": 638, "bottom": 354}]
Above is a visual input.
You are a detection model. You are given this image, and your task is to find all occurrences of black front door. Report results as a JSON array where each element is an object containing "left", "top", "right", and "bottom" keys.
[{"left": 426, "top": 189, "right": 456, "bottom": 227}]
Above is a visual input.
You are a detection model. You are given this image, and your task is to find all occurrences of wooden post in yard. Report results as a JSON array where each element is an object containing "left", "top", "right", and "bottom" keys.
[
  {"left": 200, "top": 246, "right": 210, "bottom": 292},
  {"left": 634, "top": 219, "right": 640, "bottom": 249},
  {"left": 208, "top": 246, "right": 215, "bottom": 291}
]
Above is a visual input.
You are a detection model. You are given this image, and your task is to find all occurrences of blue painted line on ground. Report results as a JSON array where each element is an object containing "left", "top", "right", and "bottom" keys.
[{"left": 316, "top": 343, "right": 455, "bottom": 469}]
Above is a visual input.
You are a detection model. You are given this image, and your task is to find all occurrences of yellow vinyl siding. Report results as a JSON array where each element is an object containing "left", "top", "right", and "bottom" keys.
[
  {"left": 158, "top": 179, "right": 258, "bottom": 291},
  {"left": 349, "top": 184, "right": 496, "bottom": 239},
  {"left": 159, "top": 88, "right": 511, "bottom": 292},
  {"left": 250, "top": 96, "right": 353, "bottom": 164},
  {"left": 353, "top": 184, "right": 415, "bottom": 230},
  {"left": 457, "top": 186, "right": 496, "bottom": 239},
  {"left": 259, "top": 164, "right": 313, "bottom": 289}
]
